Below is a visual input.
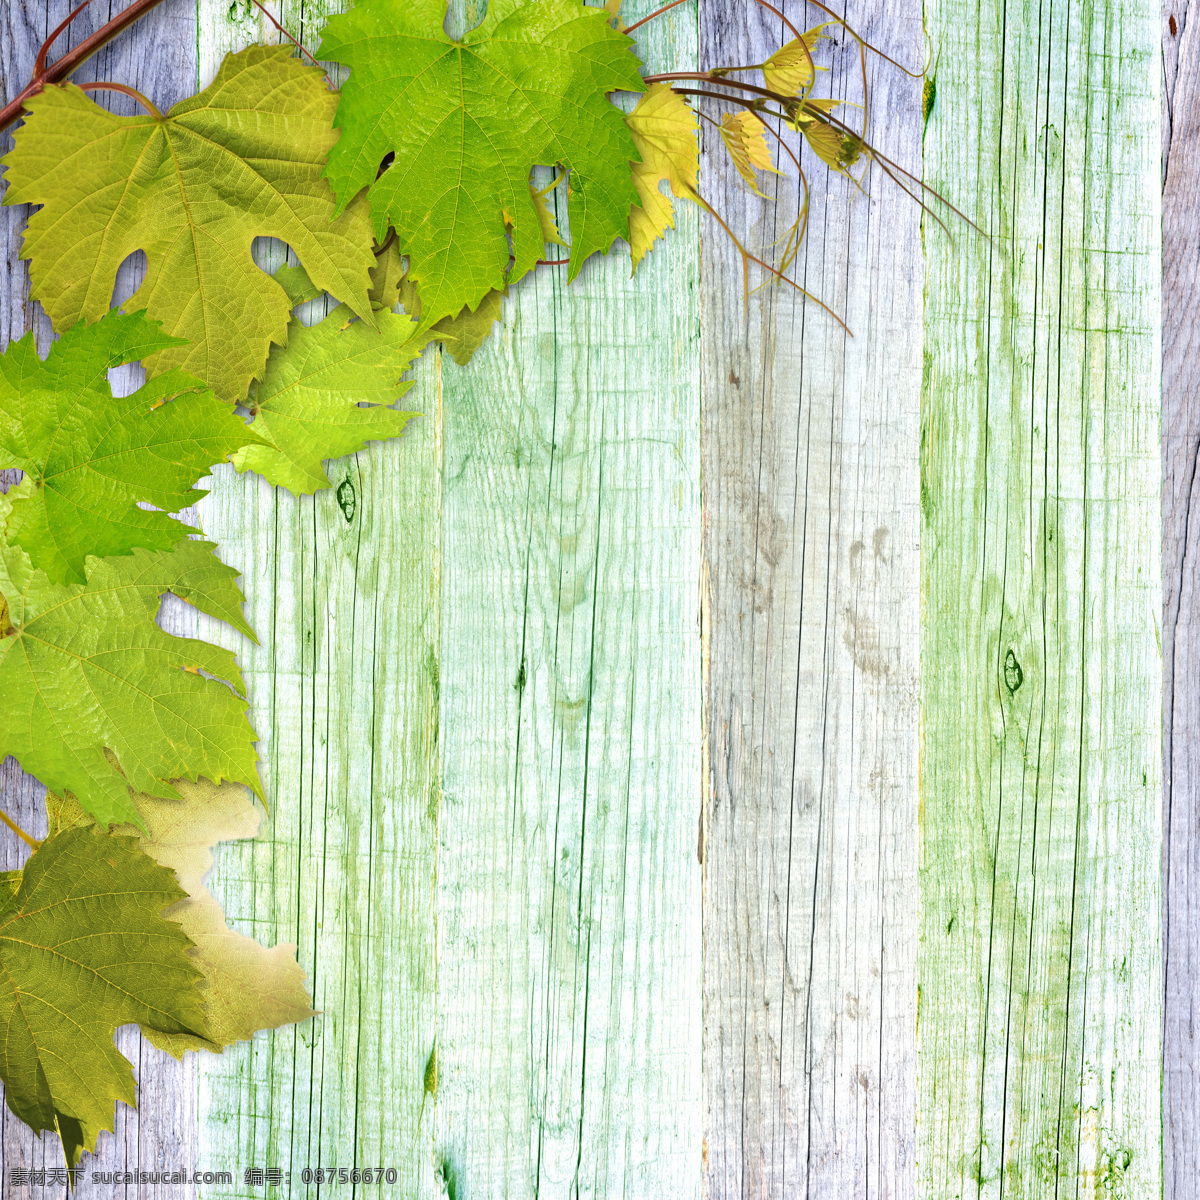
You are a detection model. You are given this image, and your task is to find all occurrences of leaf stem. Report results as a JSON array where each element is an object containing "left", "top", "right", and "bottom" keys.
[
  {"left": 672, "top": 82, "right": 982, "bottom": 239},
  {"left": 685, "top": 184, "right": 851, "bottom": 333},
  {"left": 623, "top": 0, "right": 693, "bottom": 35},
  {"left": 77, "top": 81, "right": 162, "bottom": 118},
  {"left": 645, "top": 71, "right": 824, "bottom": 118},
  {"left": 247, "top": 0, "right": 327, "bottom": 77},
  {"left": 0, "top": 0, "right": 171, "bottom": 137},
  {"left": 793, "top": 0, "right": 924, "bottom": 78},
  {"left": 811, "top": 105, "right": 988, "bottom": 236},
  {"left": 0, "top": 809, "right": 42, "bottom": 853}
]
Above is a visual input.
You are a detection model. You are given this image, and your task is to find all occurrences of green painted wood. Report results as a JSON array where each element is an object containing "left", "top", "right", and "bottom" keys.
[
  {"left": 430, "top": 8, "right": 703, "bottom": 1195},
  {"left": 918, "top": 0, "right": 1161, "bottom": 1192},
  {"left": 193, "top": 2, "right": 702, "bottom": 1196},
  {"left": 194, "top": 11, "right": 439, "bottom": 1198}
]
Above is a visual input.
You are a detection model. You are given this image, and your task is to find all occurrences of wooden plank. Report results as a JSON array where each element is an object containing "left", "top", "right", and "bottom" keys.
[
  {"left": 919, "top": 0, "right": 1161, "bottom": 1191},
  {"left": 431, "top": 5, "right": 704, "bottom": 1194},
  {"left": 1163, "top": 0, "right": 1199, "bottom": 1193},
  {"left": 193, "top": 414, "right": 441, "bottom": 1198},
  {"left": 0, "top": 1, "right": 204, "bottom": 1190},
  {"left": 196, "top": 1, "right": 703, "bottom": 1196},
  {"left": 193, "top": 6, "right": 440, "bottom": 1197},
  {"left": 697, "top": 3, "right": 923, "bottom": 1196}
]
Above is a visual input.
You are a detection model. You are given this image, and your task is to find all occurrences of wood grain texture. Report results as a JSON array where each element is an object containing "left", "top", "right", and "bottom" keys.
[
  {"left": 431, "top": 9, "right": 703, "bottom": 1197},
  {"left": 0, "top": 2, "right": 205, "bottom": 1193},
  {"left": 1163, "top": 0, "right": 1199, "bottom": 1191},
  {"left": 698, "top": 4, "right": 923, "bottom": 1198},
  {"left": 195, "top": 2, "right": 703, "bottom": 1198},
  {"left": 920, "top": 0, "right": 1161, "bottom": 1193},
  {"left": 0, "top": 0, "right": 1171, "bottom": 1196},
  {"left": 193, "top": 7, "right": 440, "bottom": 1199}
]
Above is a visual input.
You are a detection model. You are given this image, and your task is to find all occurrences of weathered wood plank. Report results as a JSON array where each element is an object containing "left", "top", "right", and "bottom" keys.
[
  {"left": 0, "top": 2, "right": 204, "bottom": 1192},
  {"left": 431, "top": 7, "right": 703, "bottom": 1195},
  {"left": 919, "top": 0, "right": 1161, "bottom": 1191},
  {"left": 1163, "top": 0, "right": 1199, "bottom": 1192},
  {"left": 697, "top": 3, "right": 923, "bottom": 1196},
  {"left": 193, "top": 7, "right": 440, "bottom": 1198}
]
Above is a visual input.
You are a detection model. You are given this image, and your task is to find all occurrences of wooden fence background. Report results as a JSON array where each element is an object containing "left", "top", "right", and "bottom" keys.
[{"left": 0, "top": 0, "right": 1177, "bottom": 1193}]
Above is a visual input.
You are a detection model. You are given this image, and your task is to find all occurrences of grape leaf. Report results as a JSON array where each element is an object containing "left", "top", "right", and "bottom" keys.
[
  {"left": 274, "top": 262, "right": 325, "bottom": 309},
  {"left": 427, "top": 288, "right": 507, "bottom": 366},
  {"left": 761, "top": 24, "right": 832, "bottom": 98},
  {"left": 0, "top": 309, "right": 262, "bottom": 586},
  {"left": 0, "top": 825, "right": 206, "bottom": 1165},
  {"left": 797, "top": 105, "right": 862, "bottom": 175},
  {"left": 719, "top": 111, "right": 782, "bottom": 199},
  {"left": 625, "top": 84, "right": 699, "bottom": 271},
  {"left": 232, "top": 305, "right": 425, "bottom": 495},
  {"left": 316, "top": 0, "right": 645, "bottom": 330},
  {"left": 0, "top": 530, "right": 260, "bottom": 827},
  {"left": 531, "top": 175, "right": 569, "bottom": 248},
  {"left": 47, "top": 781, "right": 315, "bottom": 1056},
  {"left": 370, "top": 242, "right": 505, "bottom": 366},
  {"left": 1, "top": 45, "right": 377, "bottom": 402}
]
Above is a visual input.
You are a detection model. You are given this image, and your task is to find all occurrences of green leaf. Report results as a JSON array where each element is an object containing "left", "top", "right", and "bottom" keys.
[
  {"left": 317, "top": 0, "right": 645, "bottom": 330},
  {"left": 0, "top": 825, "right": 206, "bottom": 1164},
  {"left": 274, "top": 262, "right": 326, "bottom": 309},
  {"left": 2, "top": 45, "right": 377, "bottom": 402},
  {"left": 0, "top": 532, "right": 260, "bottom": 827},
  {"left": 47, "top": 781, "right": 316, "bottom": 1057},
  {"left": 384, "top": 238, "right": 506, "bottom": 366},
  {"left": 232, "top": 305, "right": 426, "bottom": 495},
  {"left": 366, "top": 240, "right": 505, "bottom": 365},
  {"left": 0, "top": 309, "right": 263, "bottom": 586}
]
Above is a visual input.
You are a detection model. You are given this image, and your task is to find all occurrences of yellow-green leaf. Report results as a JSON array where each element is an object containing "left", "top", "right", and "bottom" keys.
[
  {"left": 798, "top": 108, "right": 864, "bottom": 174},
  {"left": 1, "top": 46, "right": 377, "bottom": 402},
  {"left": 0, "top": 826, "right": 207, "bottom": 1165},
  {"left": 47, "top": 781, "right": 315, "bottom": 1056},
  {"left": 719, "top": 111, "right": 782, "bottom": 198},
  {"left": 625, "top": 84, "right": 699, "bottom": 272},
  {"left": 762, "top": 23, "right": 833, "bottom": 98}
]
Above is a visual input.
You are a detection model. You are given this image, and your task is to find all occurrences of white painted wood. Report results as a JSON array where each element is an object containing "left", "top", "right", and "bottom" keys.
[
  {"left": 1164, "top": 0, "right": 1199, "bottom": 1193},
  {"left": 697, "top": 3, "right": 923, "bottom": 1196}
]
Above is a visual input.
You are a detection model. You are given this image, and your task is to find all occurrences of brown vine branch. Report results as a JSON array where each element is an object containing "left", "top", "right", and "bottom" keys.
[
  {"left": 668, "top": 77, "right": 985, "bottom": 239},
  {"left": 247, "top": 0, "right": 326, "bottom": 77},
  {"left": 623, "top": 0, "right": 693, "bottom": 35},
  {"left": 0, "top": 0, "right": 171, "bottom": 137},
  {"left": 792, "top": 0, "right": 924, "bottom": 78},
  {"left": 686, "top": 184, "right": 851, "bottom": 333},
  {"left": 34, "top": 0, "right": 94, "bottom": 77}
]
